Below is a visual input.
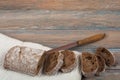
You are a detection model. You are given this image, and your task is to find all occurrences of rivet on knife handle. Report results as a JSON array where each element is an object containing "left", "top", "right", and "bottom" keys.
[{"left": 77, "top": 33, "right": 105, "bottom": 45}]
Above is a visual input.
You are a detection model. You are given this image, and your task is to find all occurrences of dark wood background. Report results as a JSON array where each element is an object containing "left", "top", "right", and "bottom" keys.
[{"left": 0, "top": 0, "right": 120, "bottom": 80}]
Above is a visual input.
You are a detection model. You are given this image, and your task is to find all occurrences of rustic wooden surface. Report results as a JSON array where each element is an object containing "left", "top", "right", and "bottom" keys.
[{"left": 0, "top": 0, "right": 120, "bottom": 80}]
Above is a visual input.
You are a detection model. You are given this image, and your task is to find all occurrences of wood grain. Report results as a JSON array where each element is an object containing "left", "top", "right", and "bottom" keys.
[
  {"left": 0, "top": 30, "right": 119, "bottom": 49},
  {"left": 83, "top": 72, "right": 120, "bottom": 80},
  {"left": 0, "top": 0, "right": 120, "bottom": 10},
  {"left": 0, "top": 10, "right": 119, "bottom": 30},
  {"left": 0, "top": 0, "right": 120, "bottom": 79}
]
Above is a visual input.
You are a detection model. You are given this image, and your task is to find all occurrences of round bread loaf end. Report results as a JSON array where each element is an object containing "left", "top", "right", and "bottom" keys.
[{"left": 4, "top": 46, "right": 44, "bottom": 76}]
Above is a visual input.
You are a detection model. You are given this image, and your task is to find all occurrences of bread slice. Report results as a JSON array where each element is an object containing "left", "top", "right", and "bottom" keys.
[
  {"left": 60, "top": 50, "right": 77, "bottom": 73},
  {"left": 80, "top": 52, "right": 98, "bottom": 77},
  {"left": 95, "top": 54, "right": 105, "bottom": 76},
  {"left": 43, "top": 51, "right": 64, "bottom": 75},
  {"left": 96, "top": 47, "right": 115, "bottom": 67}
]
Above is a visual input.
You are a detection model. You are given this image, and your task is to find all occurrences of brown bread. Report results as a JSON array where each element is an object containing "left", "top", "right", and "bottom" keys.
[
  {"left": 60, "top": 50, "right": 77, "bottom": 73},
  {"left": 96, "top": 47, "right": 115, "bottom": 67},
  {"left": 43, "top": 51, "right": 64, "bottom": 75},
  {"left": 4, "top": 46, "right": 44, "bottom": 76},
  {"left": 95, "top": 54, "right": 106, "bottom": 76},
  {"left": 80, "top": 52, "right": 98, "bottom": 77}
]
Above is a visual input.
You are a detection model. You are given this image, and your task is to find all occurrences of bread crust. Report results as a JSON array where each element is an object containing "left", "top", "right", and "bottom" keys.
[{"left": 4, "top": 46, "right": 44, "bottom": 76}]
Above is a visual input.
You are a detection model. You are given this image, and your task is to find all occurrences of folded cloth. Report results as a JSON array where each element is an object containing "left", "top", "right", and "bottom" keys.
[{"left": 0, "top": 33, "right": 81, "bottom": 80}]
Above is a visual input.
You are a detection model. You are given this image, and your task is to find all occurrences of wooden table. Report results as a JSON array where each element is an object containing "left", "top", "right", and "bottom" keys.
[{"left": 0, "top": 0, "right": 120, "bottom": 80}]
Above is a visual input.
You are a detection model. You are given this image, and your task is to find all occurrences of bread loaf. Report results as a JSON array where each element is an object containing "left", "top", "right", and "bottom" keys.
[
  {"left": 4, "top": 46, "right": 44, "bottom": 76},
  {"left": 43, "top": 51, "right": 64, "bottom": 75},
  {"left": 96, "top": 47, "right": 115, "bottom": 66},
  {"left": 80, "top": 52, "right": 98, "bottom": 77},
  {"left": 60, "top": 50, "right": 77, "bottom": 73}
]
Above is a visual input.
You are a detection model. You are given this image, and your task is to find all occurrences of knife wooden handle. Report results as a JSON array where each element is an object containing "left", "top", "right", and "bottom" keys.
[{"left": 77, "top": 33, "right": 105, "bottom": 45}]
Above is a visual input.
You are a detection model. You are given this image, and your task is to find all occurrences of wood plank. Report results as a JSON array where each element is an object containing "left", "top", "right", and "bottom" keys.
[
  {"left": 0, "top": 10, "right": 120, "bottom": 30},
  {"left": 0, "top": 30, "right": 120, "bottom": 49},
  {"left": 0, "top": 0, "right": 37, "bottom": 10},
  {"left": 83, "top": 72, "right": 120, "bottom": 80},
  {"left": 0, "top": 0, "right": 120, "bottom": 10}
]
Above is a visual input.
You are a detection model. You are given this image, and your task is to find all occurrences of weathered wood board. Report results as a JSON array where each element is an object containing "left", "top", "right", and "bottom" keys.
[
  {"left": 0, "top": 0, "right": 119, "bottom": 80},
  {"left": 0, "top": 0, "right": 120, "bottom": 10}
]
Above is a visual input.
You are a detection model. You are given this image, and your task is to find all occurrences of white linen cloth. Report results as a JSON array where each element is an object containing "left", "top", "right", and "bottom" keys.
[{"left": 0, "top": 33, "right": 81, "bottom": 80}]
